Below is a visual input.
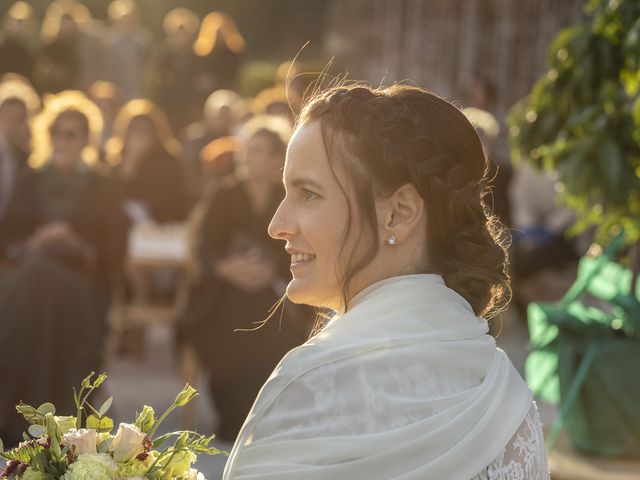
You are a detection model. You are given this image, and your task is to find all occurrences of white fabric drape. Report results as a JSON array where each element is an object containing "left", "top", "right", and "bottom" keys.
[{"left": 223, "top": 274, "right": 534, "bottom": 480}]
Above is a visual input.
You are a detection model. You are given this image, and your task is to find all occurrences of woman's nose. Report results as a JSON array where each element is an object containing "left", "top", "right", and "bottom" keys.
[{"left": 268, "top": 200, "right": 293, "bottom": 240}]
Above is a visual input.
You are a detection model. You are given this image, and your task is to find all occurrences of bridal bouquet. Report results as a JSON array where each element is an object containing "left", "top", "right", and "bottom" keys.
[{"left": 0, "top": 373, "right": 224, "bottom": 479}]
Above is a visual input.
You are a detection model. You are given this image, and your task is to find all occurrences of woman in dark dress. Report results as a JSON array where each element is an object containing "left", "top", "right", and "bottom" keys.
[
  {"left": 106, "top": 99, "right": 190, "bottom": 224},
  {"left": 0, "top": 91, "right": 128, "bottom": 446},
  {"left": 180, "top": 116, "right": 311, "bottom": 442}
]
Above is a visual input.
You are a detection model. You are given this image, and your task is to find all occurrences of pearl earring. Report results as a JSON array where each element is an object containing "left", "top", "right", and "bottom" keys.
[{"left": 386, "top": 235, "right": 397, "bottom": 246}]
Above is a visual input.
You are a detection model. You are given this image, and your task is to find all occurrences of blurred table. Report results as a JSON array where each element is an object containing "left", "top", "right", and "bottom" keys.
[
  {"left": 109, "top": 223, "right": 192, "bottom": 359},
  {"left": 549, "top": 433, "right": 640, "bottom": 479},
  {"left": 108, "top": 223, "right": 200, "bottom": 428}
]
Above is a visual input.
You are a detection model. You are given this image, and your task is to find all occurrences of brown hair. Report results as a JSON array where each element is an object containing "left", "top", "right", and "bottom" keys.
[{"left": 298, "top": 83, "right": 510, "bottom": 318}]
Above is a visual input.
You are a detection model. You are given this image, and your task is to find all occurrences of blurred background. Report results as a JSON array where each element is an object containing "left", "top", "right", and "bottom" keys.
[{"left": 0, "top": 0, "right": 639, "bottom": 478}]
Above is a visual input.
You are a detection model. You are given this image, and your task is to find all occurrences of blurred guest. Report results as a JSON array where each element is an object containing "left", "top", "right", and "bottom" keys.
[
  {"left": 254, "top": 85, "right": 295, "bottom": 123},
  {"left": 179, "top": 115, "right": 311, "bottom": 442},
  {"left": 0, "top": 1, "right": 37, "bottom": 82},
  {"left": 275, "top": 60, "right": 307, "bottom": 114},
  {"left": 107, "top": 99, "right": 189, "bottom": 224},
  {"left": 105, "top": 0, "right": 152, "bottom": 100},
  {"left": 155, "top": 8, "right": 201, "bottom": 132},
  {"left": 465, "top": 76, "right": 512, "bottom": 227},
  {"left": 0, "top": 91, "right": 128, "bottom": 446},
  {"left": 509, "top": 162, "right": 579, "bottom": 313},
  {"left": 198, "top": 135, "right": 237, "bottom": 198},
  {"left": 88, "top": 80, "right": 123, "bottom": 164},
  {"left": 34, "top": 4, "right": 82, "bottom": 93},
  {"left": 193, "top": 12, "right": 244, "bottom": 106},
  {"left": 0, "top": 77, "right": 39, "bottom": 221},
  {"left": 70, "top": 3, "right": 108, "bottom": 91},
  {"left": 181, "top": 89, "right": 241, "bottom": 201}
]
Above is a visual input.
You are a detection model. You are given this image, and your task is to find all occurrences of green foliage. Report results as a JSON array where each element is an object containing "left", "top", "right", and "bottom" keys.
[{"left": 508, "top": 0, "right": 640, "bottom": 244}]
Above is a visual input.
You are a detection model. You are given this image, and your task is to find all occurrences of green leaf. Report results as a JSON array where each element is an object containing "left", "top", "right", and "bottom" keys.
[
  {"left": 97, "top": 436, "right": 113, "bottom": 454},
  {"left": 598, "top": 138, "right": 623, "bottom": 196},
  {"left": 28, "top": 424, "right": 46, "bottom": 438},
  {"left": 98, "top": 396, "right": 113, "bottom": 417},
  {"left": 37, "top": 403, "right": 56, "bottom": 417},
  {"left": 0, "top": 437, "right": 4, "bottom": 452},
  {"left": 86, "top": 415, "right": 114, "bottom": 433}
]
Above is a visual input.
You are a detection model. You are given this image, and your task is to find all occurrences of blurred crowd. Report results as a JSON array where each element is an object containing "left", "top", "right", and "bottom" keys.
[{"left": 0, "top": 0, "right": 313, "bottom": 447}]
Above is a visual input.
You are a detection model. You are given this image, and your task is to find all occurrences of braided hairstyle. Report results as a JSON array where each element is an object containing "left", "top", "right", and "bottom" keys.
[{"left": 298, "top": 83, "right": 510, "bottom": 318}]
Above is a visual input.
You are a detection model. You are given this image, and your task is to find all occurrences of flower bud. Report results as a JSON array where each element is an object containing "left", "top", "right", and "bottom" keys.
[
  {"left": 134, "top": 405, "right": 155, "bottom": 433},
  {"left": 174, "top": 384, "right": 197, "bottom": 407}
]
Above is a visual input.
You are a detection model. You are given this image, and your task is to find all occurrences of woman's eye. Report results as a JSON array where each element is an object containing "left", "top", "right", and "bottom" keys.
[{"left": 303, "top": 188, "right": 318, "bottom": 201}]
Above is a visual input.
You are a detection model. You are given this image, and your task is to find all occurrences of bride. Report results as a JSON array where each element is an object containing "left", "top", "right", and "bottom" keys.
[{"left": 222, "top": 84, "right": 550, "bottom": 479}]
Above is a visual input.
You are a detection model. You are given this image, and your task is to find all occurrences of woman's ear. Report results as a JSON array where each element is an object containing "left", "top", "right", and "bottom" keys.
[{"left": 377, "top": 183, "right": 424, "bottom": 243}]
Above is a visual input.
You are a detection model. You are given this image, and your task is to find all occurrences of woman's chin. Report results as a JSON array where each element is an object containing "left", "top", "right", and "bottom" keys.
[
  {"left": 285, "top": 278, "right": 314, "bottom": 305},
  {"left": 286, "top": 278, "right": 338, "bottom": 310}
]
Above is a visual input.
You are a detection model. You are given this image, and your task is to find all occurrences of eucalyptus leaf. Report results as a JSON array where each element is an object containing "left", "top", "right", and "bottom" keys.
[
  {"left": 37, "top": 403, "right": 56, "bottom": 416},
  {"left": 28, "top": 424, "right": 46, "bottom": 438},
  {"left": 97, "top": 436, "right": 113, "bottom": 454}
]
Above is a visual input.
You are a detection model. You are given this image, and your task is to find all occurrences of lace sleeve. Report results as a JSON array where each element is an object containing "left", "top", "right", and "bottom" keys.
[{"left": 471, "top": 402, "right": 550, "bottom": 480}]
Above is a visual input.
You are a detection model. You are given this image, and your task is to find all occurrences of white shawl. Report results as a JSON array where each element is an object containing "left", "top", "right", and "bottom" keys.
[{"left": 223, "top": 274, "right": 532, "bottom": 480}]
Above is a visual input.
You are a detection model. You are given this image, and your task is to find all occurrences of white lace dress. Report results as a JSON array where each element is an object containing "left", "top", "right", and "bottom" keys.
[{"left": 472, "top": 403, "right": 549, "bottom": 480}]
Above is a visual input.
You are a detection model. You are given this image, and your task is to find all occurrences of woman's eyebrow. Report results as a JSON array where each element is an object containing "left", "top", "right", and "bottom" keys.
[{"left": 287, "top": 176, "right": 324, "bottom": 191}]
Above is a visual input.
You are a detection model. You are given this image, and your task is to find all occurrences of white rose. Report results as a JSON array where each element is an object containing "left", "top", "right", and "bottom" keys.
[
  {"left": 62, "top": 428, "right": 98, "bottom": 455},
  {"left": 109, "top": 423, "right": 146, "bottom": 462}
]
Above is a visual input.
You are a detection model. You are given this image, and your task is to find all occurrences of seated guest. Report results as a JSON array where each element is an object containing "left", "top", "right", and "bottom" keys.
[
  {"left": 87, "top": 81, "right": 123, "bottom": 165},
  {"left": 198, "top": 135, "right": 237, "bottom": 197},
  {"left": 0, "top": 77, "right": 39, "bottom": 222},
  {"left": 179, "top": 115, "right": 311, "bottom": 442},
  {"left": 0, "top": 91, "right": 129, "bottom": 447},
  {"left": 180, "top": 89, "right": 241, "bottom": 201},
  {"left": 106, "top": 99, "right": 190, "bottom": 224}
]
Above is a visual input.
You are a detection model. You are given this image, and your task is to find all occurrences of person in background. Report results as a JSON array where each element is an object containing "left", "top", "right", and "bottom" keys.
[
  {"left": 178, "top": 115, "right": 311, "bottom": 442},
  {"left": 105, "top": 0, "right": 152, "bottom": 100},
  {"left": 0, "top": 76, "right": 39, "bottom": 223},
  {"left": 465, "top": 76, "right": 512, "bottom": 228},
  {"left": 180, "top": 89, "right": 241, "bottom": 201},
  {"left": 88, "top": 80, "right": 123, "bottom": 165},
  {"left": 0, "top": 2, "right": 37, "bottom": 82},
  {"left": 68, "top": 2, "right": 107, "bottom": 91},
  {"left": 0, "top": 91, "right": 128, "bottom": 447},
  {"left": 275, "top": 60, "right": 307, "bottom": 115},
  {"left": 198, "top": 135, "right": 237, "bottom": 198},
  {"left": 155, "top": 7, "right": 201, "bottom": 132},
  {"left": 508, "top": 161, "right": 580, "bottom": 314},
  {"left": 192, "top": 12, "right": 244, "bottom": 106},
  {"left": 34, "top": 3, "right": 81, "bottom": 94},
  {"left": 106, "top": 99, "right": 189, "bottom": 225},
  {"left": 254, "top": 85, "right": 295, "bottom": 124}
]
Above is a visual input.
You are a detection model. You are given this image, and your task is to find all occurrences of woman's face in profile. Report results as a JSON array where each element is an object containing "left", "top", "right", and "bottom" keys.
[{"left": 268, "top": 121, "right": 375, "bottom": 312}]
